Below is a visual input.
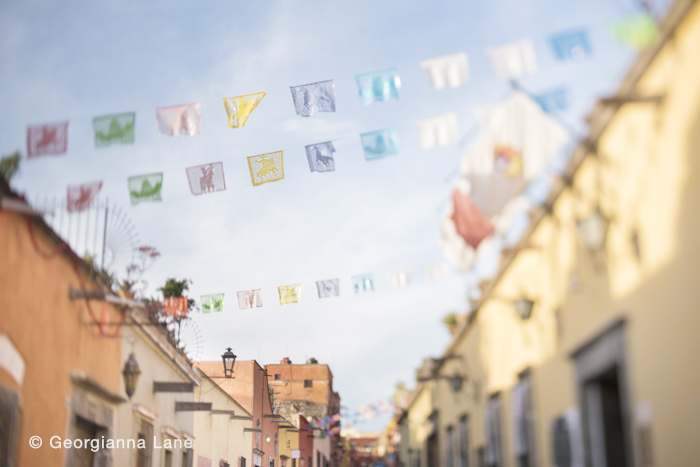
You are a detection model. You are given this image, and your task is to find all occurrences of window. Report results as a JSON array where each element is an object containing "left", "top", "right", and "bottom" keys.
[
  {"left": 239, "top": 457, "right": 247, "bottom": 467},
  {"left": 137, "top": 419, "right": 153, "bottom": 467},
  {"left": 269, "top": 460, "right": 274, "bottom": 467},
  {"left": 182, "top": 449, "right": 194, "bottom": 467},
  {"left": 458, "top": 416, "right": 470, "bottom": 467},
  {"left": 164, "top": 449, "right": 172, "bottom": 467},
  {"left": 512, "top": 372, "right": 536, "bottom": 467},
  {"left": 275, "top": 374, "right": 282, "bottom": 380},
  {"left": 484, "top": 395, "right": 503, "bottom": 467},
  {"left": 220, "top": 460, "right": 230, "bottom": 467},
  {"left": 444, "top": 426, "right": 454, "bottom": 467},
  {"left": 304, "top": 380, "right": 313, "bottom": 388},
  {"left": 72, "top": 417, "right": 100, "bottom": 467}
]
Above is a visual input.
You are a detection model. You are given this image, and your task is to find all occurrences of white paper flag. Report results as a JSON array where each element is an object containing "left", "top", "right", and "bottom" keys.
[
  {"left": 416, "top": 113, "right": 458, "bottom": 149},
  {"left": 485, "top": 40, "right": 537, "bottom": 79},
  {"left": 420, "top": 53, "right": 469, "bottom": 89}
]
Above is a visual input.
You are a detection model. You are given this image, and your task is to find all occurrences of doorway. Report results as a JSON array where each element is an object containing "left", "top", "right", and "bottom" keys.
[{"left": 572, "top": 320, "right": 633, "bottom": 467}]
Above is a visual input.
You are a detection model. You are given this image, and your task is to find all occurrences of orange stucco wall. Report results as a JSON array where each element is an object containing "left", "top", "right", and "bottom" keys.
[
  {"left": 266, "top": 363, "right": 334, "bottom": 406},
  {"left": 0, "top": 211, "right": 122, "bottom": 466}
]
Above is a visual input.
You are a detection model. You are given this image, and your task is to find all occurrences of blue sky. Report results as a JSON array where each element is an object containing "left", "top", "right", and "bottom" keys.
[{"left": 0, "top": 0, "right": 667, "bottom": 430}]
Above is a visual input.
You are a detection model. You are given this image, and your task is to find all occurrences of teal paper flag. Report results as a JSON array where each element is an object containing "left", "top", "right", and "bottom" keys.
[
  {"left": 355, "top": 68, "right": 400, "bottom": 106},
  {"left": 93, "top": 112, "right": 135, "bottom": 147},
  {"left": 128, "top": 173, "right": 163, "bottom": 205},
  {"left": 361, "top": 128, "right": 399, "bottom": 160}
]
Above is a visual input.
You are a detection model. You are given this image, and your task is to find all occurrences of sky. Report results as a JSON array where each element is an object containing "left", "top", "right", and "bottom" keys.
[{"left": 0, "top": 0, "right": 667, "bottom": 431}]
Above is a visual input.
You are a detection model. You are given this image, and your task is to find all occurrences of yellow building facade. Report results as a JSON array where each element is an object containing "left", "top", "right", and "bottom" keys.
[{"left": 400, "top": 0, "right": 700, "bottom": 465}]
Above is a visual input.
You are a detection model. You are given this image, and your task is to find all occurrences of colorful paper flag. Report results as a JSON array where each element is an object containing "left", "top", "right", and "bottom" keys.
[
  {"left": 420, "top": 53, "right": 469, "bottom": 89},
  {"left": 155, "top": 102, "right": 201, "bottom": 136},
  {"left": 201, "top": 293, "right": 224, "bottom": 313},
  {"left": 186, "top": 162, "right": 226, "bottom": 196},
  {"left": 67, "top": 181, "right": 102, "bottom": 213},
  {"left": 424, "top": 262, "right": 449, "bottom": 281},
  {"left": 163, "top": 297, "right": 188, "bottom": 318},
  {"left": 278, "top": 284, "right": 301, "bottom": 305},
  {"left": 247, "top": 151, "right": 284, "bottom": 186},
  {"left": 549, "top": 30, "right": 592, "bottom": 60},
  {"left": 223, "top": 92, "right": 266, "bottom": 128},
  {"left": 93, "top": 112, "right": 135, "bottom": 147},
  {"left": 416, "top": 113, "right": 458, "bottom": 149},
  {"left": 355, "top": 68, "right": 400, "bottom": 106},
  {"left": 316, "top": 279, "right": 340, "bottom": 298},
  {"left": 387, "top": 269, "right": 410, "bottom": 288},
  {"left": 237, "top": 289, "right": 263, "bottom": 310},
  {"left": 351, "top": 274, "right": 374, "bottom": 293},
  {"left": 451, "top": 189, "right": 495, "bottom": 249},
  {"left": 485, "top": 40, "right": 537, "bottom": 79},
  {"left": 27, "top": 121, "right": 69, "bottom": 158},
  {"left": 128, "top": 173, "right": 163, "bottom": 205},
  {"left": 290, "top": 80, "right": 336, "bottom": 117},
  {"left": 306, "top": 142, "right": 336, "bottom": 172},
  {"left": 612, "top": 12, "right": 659, "bottom": 50},
  {"left": 360, "top": 128, "right": 399, "bottom": 161},
  {"left": 534, "top": 88, "right": 568, "bottom": 113}
]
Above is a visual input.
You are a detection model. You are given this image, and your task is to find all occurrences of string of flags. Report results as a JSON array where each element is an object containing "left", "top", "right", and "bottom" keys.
[
  {"left": 19, "top": 16, "right": 658, "bottom": 215},
  {"left": 182, "top": 261, "right": 449, "bottom": 313}
]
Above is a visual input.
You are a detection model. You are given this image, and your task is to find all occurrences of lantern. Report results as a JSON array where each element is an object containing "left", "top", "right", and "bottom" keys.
[
  {"left": 222, "top": 347, "right": 237, "bottom": 378},
  {"left": 122, "top": 353, "right": 141, "bottom": 399}
]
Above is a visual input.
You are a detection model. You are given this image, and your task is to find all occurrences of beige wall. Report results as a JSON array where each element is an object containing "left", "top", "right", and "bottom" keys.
[
  {"left": 193, "top": 370, "right": 253, "bottom": 467},
  {"left": 406, "top": 0, "right": 700, "bottom": 466},
  {"left": 113, "top": 318, "right": 199, "bottom": 467}
]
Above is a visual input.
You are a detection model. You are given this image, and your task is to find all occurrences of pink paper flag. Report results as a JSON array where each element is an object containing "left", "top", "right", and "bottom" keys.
[
  {"left": 186, "top": 162, "right": 226, "bottom": 196},
  {"left": 155, "top": 102, "right": 201, "bottom": 136},
  {"left": 66, "top": 181, "right": 102, "bottom": 213},
  {"left": 27, "top": 121, "right": 69, "bottom": 158}
]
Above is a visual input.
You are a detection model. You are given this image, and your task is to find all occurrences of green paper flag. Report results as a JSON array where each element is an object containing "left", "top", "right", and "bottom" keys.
[
  {"left": 201, "top": 294, "right": 224, "bottom": 313},
  {"left": 612, "top": 12, "right": 659, "bottom": 50},
  {"left": 93, "top": 112, "right": 135, "bottom": 147},
  {"left": 128, "top": 173, "right": 163, "bottom": 205}
]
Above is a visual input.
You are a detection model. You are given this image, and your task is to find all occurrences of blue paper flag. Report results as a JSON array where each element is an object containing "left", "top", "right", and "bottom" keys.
[
  {"left": 351, "top": 274, "right": 374, "bottom": 293},
  {"left": 360, "top": 128, "right": 399, "bottom": 161},
  {"left": 549, "top": 30, "right": 592, "bottom": 60},
  {"left": 535, "top": 88, "right": 568, "bottom": 113},
  {"left": 355, "top": 68, "right": 400, "bottom": 106}
]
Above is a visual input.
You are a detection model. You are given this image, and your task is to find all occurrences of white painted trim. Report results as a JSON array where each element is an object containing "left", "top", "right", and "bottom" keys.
[
  {"left": 132, "top": 403, "right": 158, "bottom": 422},
  {"left": 0, "top": 335, "right": 25, "bottom": 387},
  {"left": 161, "top": 425, "right": 182, "bottom": 439}
]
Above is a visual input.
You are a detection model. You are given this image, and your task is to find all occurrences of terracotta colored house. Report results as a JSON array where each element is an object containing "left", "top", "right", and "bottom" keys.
[
  {"left": 265, "top": 358, "right": 341, "bottom": 467},
  {"left": 0, "top": 177, "right": 125, "bottom": 467},
  {"left": 196, "top": 360, "right": 279, "bottom": 467}
]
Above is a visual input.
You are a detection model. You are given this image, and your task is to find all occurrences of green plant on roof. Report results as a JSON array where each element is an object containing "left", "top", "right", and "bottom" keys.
[{"left": 442, "top": 313, "right": 458, "bottom": 327}]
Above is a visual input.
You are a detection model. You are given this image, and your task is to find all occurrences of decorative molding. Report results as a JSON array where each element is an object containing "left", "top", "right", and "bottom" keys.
[
  {"left": 70, "top": 371, "right": 126, "bottom": 404},
  {"left": 132, "top": 403, "right": 158, "bottom": 422},
  {"left": 161, "top": 425, "right": 182, "bottom": 440}
]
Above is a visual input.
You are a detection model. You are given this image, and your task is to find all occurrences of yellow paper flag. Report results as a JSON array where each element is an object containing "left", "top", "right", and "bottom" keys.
[
  {"left": 223, "top": 92, "right": 266, "bottom": 128},
  {"left": 278, "top": 284, "right": 301, "bottom": 305},
  {"left": 247, "top": 151, "right": 284, "bottom": 186}
]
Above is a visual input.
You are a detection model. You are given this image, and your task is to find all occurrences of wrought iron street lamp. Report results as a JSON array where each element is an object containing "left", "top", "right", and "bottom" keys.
[
  {"left": 576, "top": 209, "right": 609, "bottom": 252},
  {"left": 122, "top": 353, "right": 141, "bottom": 399},
  {"left": 222, "top": 347, "right": 237, "bottom": 378}
]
